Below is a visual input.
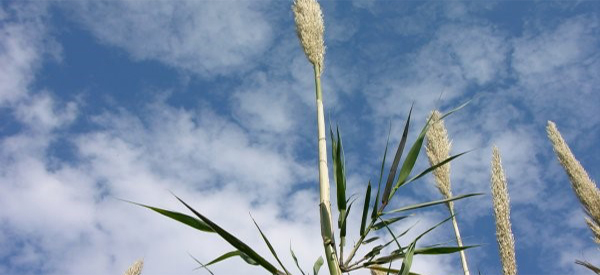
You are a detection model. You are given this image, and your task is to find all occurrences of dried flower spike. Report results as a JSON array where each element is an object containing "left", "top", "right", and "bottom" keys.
[
  {"left": 547, "top": 121, "right": 600, "bottom": 244},
  {"left": 425, "top": 110, "right": 453, "bottom": 200},
  {"left": 491, "top": 146, "right": 517, "bottom": 275},
  {"left": 292, "top": 0, "right": 325, "bottom": 76},
  {"left": 123, "top": 259, "right": 144, "bottom": 275}
]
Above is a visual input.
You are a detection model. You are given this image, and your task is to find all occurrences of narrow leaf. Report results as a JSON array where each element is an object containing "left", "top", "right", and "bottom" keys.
[
  {"left": 372, "top": 216, "right": 410, "bottom": 230},
  {"left": 290, "top": 245, "right": 307, "bottom": 275},
  {"left": 399, "top": 242, "right": 416, "bottom": 275},
  {"left": 372, "top": 124, "right": 391, "bottom": 219},
  {"left": 384, "top": 193, "right": 482, "bottom": 214},
  {"left": 400, "top": 151, "right": 471, "bottom": 189},
  {"left": 414, "top": 245, "right": 478, "bottom": 255},
  {"left": 202, "top": 250, "right": 258, "bottom": 267},
  {"left": 313, "top": 256, "right": 324, "bottom": 275},
  {"left": 172, "top": 194, "right": 281, "bottom": 275},
  {"left": 360, "top": 182, "right": 372, "bottom": 236},
  {"left": 381, "top": 104, "right": 413, "bottom": 209},
  {"left": 331, "top": 125, "right": 347, "bottom": 219},
  {"left": 122, "top": 199, "right": 214, "bottom": 233},
  {"left": 362, "top": 236, "right": 379, "bottom": 244},
  {"left": 251, "top": 215, "right": 291, "bottom": 275}
]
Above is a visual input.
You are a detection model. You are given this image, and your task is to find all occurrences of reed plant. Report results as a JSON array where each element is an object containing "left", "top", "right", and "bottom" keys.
[{"left": 124, "top": 1, "right": 600, "bottom": 274}]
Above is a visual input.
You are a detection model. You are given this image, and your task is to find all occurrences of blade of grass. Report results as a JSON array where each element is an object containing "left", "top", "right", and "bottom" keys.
[
  {"left": 360, "top": 182, "right": 372, "bottom": 236},
  {"left": 331, "top": 125, "right": 347, "bottom": 225},
  {"left": 172, "top": 193, "right": 282, "bottom": 275},
  {"left": 251, "top": 215, "right": 291, "bottom": 275},
  {"left": 399, "top": 151, "right": 471, "bottom": 189},
  {"left": 121, "top": 199, "right": 214, "bottom": 233},
  {"left": 381, "top": 104, "right": 413, "bottom": 210},
  {"left": 384, "top": 193, "right": 483, "bottom": 214},
  {"left": 372, "top": 123, "right": 392, "bottom": 219},
  {"left": 290, "top": 244, "right": 307, "bottom": 275},
  {"left": 414, "top": 245, "right": 478, "bottom": 255}
]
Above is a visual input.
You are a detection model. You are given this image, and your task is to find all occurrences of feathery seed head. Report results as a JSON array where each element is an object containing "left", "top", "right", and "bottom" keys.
[
  {"left": 425, "top": 110, "right": 453, "bottom": 200},
  {"left": 123, "top": 259, "right": 144, "bottom": 275},
  {"left": 491, "top": 146, "right": 517, "bottom": 275},
  {"left": 547, "top": 121, "right": 600, "bottom": 244},
  {"left": 292, "top": 0, "right": 325, "bottom": 76}
]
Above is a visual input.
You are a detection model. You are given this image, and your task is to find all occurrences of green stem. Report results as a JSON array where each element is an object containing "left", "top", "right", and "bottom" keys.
[{"left": 314, "top": 65, "right": 342, "bottom": 275}]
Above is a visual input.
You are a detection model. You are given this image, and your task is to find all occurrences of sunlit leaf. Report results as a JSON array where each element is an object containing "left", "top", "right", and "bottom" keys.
[
  {"left": 172, "top": 194, "right": 282, "bottom": 275},
  {"left": 122, "top": 199, "right": 214, "bottom": 233},
  {"left": 384, "top": 193, "right": 483, "bottom": 214},
  {"left": 251, "top": 215, "right": 291, "bottom": 274}
]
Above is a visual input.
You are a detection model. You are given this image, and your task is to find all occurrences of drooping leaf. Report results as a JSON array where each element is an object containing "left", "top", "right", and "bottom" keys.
[
  {"left": 384, "top": 193, "right": 482, "bottom": 214},
  {"left": 360, "top": 181, "right": 372, "bottom": 236},
  {"left": 381, "top": 104, "right": 413, "bottom": 210},
  {"left": 372, "top": 216, "right": 410, "bottom": 230},
  {"left": 290, "top": 245, "right": 307, "bottom": 275},
  {"left": 251, "top": 215, "right": 291, "bottom": 275},
  {"left": 172, "top": 194, "right": 282, "bottom": 275},
  {"left": 313, "top": 256, "right": 324, "bottom": 275},
  {"left": 122, "top": 199, "right": 214, "bottom": 233}
]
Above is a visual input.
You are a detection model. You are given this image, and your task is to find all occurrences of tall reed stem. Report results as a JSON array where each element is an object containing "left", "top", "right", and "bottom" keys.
[{"left": 314, "top": 64, "right": 342, "bottom": 275}]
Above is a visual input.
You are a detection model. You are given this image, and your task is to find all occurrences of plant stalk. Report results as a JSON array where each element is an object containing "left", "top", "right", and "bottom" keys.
[
  {"left": 448, "top": 205, "right": 470, "bottom": 275},
  {"left": 314, "top": 65, "right": 342, "bottom": 275}
]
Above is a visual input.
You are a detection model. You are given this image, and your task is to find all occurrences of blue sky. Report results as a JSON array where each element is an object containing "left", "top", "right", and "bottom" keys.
[{"left": 1, "top": 0, "right": 599, "bottom": 274}]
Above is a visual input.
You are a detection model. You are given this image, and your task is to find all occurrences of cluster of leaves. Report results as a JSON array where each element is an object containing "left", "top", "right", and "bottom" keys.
[
  {"left": 329, "top": 102, "right": 480, "bottom": 274},
  {"left": 127, "top": 101, "right": 480, "bottom": 275}
]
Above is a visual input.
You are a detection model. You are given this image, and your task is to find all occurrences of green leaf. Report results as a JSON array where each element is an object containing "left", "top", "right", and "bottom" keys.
[
  {"left": 372, "top": 124, "right": 391, "bottom": 220},
  {"left": 384, "top": 193, "right": 483, "bottom": 214},
  {"left": 389, "top": 100, "right": 471, "bottom": 202},
  {"left": 414, "top": 245, "right": 478, "bottom": 255},
  {"left": 340, "top": 199, "right": 355, "bottom": 242},
  {"left": 172, "top": 194, "right": 282, "bottom": 275},
  {"left": 121, "top": 199, "right": 214, "bottom": 233},
  {"left": 372, "top": 216, "right": 410, "bottom": 230},
  {"left": 399, "top": 242, "right": 416, "bottom": 275},
  {"left": 362, "top": 236, "right": 379, "bottom": 244},
  {"left": 381, "top": 104, "right": 413, "bottom": 210},
  {"left": 202, "top": 250, "right": 258, "bottom": 267},
  {"left": 290, "top": 245, "right": 307, "bottom": 275},
  {"left": 331, "top": 125, "right": 347, "bottom": 221},
  {"left": 313, "top": 256, "right": 324, "bottom": 275},
  {"left": 365, "top": 245, "right": 384, "bottom": 259},
  {"left": 360, "top": 181, "right": 372, "bottom": 236},
  {"left": 251, "top": 215, "right": 291, "bottom": 275},
  {"left": 400, "top": 151, "right": 471, "bottom": 189}
]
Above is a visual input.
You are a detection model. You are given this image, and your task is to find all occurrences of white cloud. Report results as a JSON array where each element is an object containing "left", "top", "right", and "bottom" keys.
[{"left": 65, "top": 0, "right": 274, "bottom": 77}]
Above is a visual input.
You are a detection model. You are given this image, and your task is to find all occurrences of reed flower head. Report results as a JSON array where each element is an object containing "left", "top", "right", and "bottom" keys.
[
  {"left": 425, "top": 110, "right": 453, "bottom": 200},
  {"left": 491, "top": 146, "right": 517, "bottom": 275},
  {"left": 123, "top": 259, "right": 144, "bottom": 275},
  {"left": 546, "top": 120, "right": 600, "bottom": 244},
  {"left": 292, "top": 0, "right": 325, "bottom": 76}
]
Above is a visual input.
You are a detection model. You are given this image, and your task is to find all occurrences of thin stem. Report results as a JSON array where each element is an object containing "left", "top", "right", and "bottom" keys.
[
  {"left": 314, "top": 65, "right": 342, "bottom": 275},
  {"left": 448, "top": 204, "right": 470, "bottom": 275},
  {"left": 344, "top": 217, "right": 377, "bottom": 266}
]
